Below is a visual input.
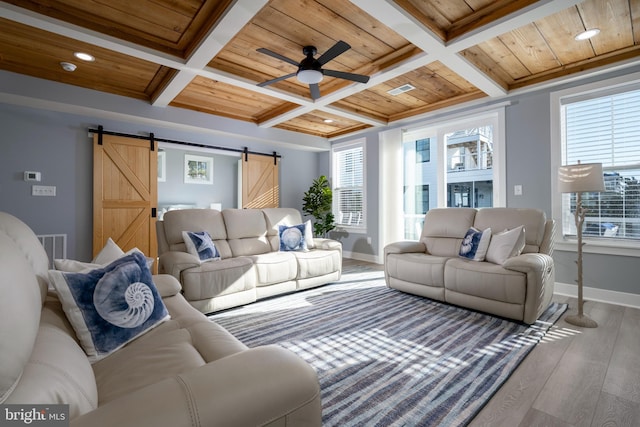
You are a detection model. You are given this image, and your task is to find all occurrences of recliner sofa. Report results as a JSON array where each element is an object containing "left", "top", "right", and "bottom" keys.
[
  {"left": 384, "top": 207, "right": 556, "bottom": 324},
  {"left": 156, "top": 207, "right": 342, "bottom": 314},
  {"left": 0, "top": 211, "right": 321, "bottom": 426}
]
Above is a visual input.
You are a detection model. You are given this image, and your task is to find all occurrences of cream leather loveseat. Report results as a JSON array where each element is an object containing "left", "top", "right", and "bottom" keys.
[
  {"left": 384, "top": 208, "right": 556, "bottom": 324},
  {"left": 0, "top": 211, "right": 321, "bottom": 426},
  {"left": 156, "top": 207, "right": 342, "bottom": 314}
]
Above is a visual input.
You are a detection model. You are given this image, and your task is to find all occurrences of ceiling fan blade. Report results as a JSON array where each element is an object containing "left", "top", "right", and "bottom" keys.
[
  {"left": 257, "top": 72, "right": 297, "bottom": 87},
  {"left": 317, "top": 40, "right": 350, "bottom": 65},
  {"left": 309, "top": 83, "right": 321, "bottom": 100},
  {"left": 322, "top": 69, "right": 370, "bottom": 84},
  {"left": 256, "top": 48, "right": 300, "bottom": 67}
]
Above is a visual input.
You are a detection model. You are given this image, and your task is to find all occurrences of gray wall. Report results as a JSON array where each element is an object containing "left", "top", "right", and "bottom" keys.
[
  {"left": 0, "top": 103, "right": 320, "bottom": 261},
  {"left": 158, "top": 147, "right": 238, "bottom": 210}
]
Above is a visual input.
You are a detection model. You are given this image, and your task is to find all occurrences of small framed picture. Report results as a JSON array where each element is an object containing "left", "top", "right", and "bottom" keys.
[
  {"left": 157, "top": 151, "right": 166, "bottom": 182},
  {"left": 184, "top": 154, "right": 213, "bottom": 185}
]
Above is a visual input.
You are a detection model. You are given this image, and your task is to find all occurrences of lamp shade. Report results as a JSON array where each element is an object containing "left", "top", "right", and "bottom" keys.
[{"left": 558, "top": 162, "right": 605, "bottom": 193}]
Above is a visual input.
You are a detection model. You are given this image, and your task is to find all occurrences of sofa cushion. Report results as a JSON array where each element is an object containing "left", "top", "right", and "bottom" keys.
[
  {"left": 385, "top": 252, "right": 448, "bottom": 289},
  {"left": 181, "top": 257, "right": 256, "bottom": 300},
  {"left": 292, "top": 249, "right": 341, "bottom": 279},
  {"left": 48, "top": 252, "right": 170, "bottom": 362},
  {"left": 444, "top": 258, "right": 526, "bottom": 304},
  {"left": 4, "top": 324, "right": 98, "bottom": 419},
  {"left": 0, "top": 232, "right": 44, "bottom": 403},
  {"left": 248, "top": 252, "right": 298, "bottom": 286},
  {"left": 182, "top": 231, "right": 221, "bottom": 262},
  {"left": 486, "top": 226, "right": 526, "bottom": 265},
  {"left": 458, "top": 227, "right": 491, "bottom": 261},
  {"left": 279, "top": 224, "right": 308, "bottom": 252},
  {"left": 474, "top": 208, "right": 546, "bottom": 253},
  {"left": 421, "top": 208, "right": 476, "bottom": 257}
]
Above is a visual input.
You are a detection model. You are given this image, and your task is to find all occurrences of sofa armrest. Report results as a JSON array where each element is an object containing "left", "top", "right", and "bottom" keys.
[
  {"left": 71, "top": 346, "right": 321, "bottom": 427},
  {"left": 502, "top": 253, "right": 555, "bottom": 324},
  {"left": 158, "top": 251, "right": 200, "bottom": 280},
  {"left": 312, "top": 238, "right": 342, "bottom": 251},
  {"left": 151, "top": 274, "right": 182, "bottom": 297},
  {"left": 384, "top": 241, "right": 426, "bottom": 256}
]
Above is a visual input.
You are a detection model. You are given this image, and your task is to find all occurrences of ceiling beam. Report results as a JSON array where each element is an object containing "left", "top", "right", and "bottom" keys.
[
  {"left": 0, "top": 3, "right": 184, "bottom": 69},
  {"left": 152, "top": 0, "right": 268, "bottom": 107}
]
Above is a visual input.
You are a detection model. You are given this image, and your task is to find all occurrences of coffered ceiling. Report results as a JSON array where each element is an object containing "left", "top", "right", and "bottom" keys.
[{"left": 1, "top": 0, "right": 639, "bottom": 140}]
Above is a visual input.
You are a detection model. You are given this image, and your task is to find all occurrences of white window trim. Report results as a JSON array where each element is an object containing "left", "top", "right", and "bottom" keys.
[
  {"left": 550, "top": 71, "right": 640, "bottom": 258},
  {"left": 331, "top": 137, "right": 367, "bottom": 233}
]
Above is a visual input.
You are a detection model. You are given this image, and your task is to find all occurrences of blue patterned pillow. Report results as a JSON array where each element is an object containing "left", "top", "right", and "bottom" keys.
[
  {"left": 48, "top": 252, "right": 170, "bottom": 362},
  {"left": 182, "top": 231, "right": 221, "bottom": 262},
  {"left": 459, "top": 227, "right": 492, "bottom": 261},
  {"left": 279, "top": 223, "right": 307, "bottom": 252}
]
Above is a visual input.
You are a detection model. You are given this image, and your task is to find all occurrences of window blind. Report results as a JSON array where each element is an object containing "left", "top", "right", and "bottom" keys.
[
  {"left": 334, "top": 144, "right": 364, "bottom": 226},
  {"left": 562, "top": 89, "right": 640, "bottom": 240}
]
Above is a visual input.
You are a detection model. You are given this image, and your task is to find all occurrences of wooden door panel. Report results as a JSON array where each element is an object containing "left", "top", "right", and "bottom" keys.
[
  {"left": 93, "top": 133, "right": 157, "bottom": 260},
  {"left": 241, "top": 154, "right": 279, "bottom": 208}
]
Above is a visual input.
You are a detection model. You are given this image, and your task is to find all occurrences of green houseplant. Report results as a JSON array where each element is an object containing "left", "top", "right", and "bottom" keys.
[{"left": 302, "top": 175, "right": 335, "bottom": 237}]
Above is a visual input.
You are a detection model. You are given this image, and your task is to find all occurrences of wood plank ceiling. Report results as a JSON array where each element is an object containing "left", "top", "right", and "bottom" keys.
[{"left": 1, "top": 0, "right": 639, "bottom": 139}]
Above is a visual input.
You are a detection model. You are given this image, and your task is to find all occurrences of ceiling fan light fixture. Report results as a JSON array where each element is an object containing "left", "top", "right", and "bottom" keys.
[
  {"left": 575, "top": 28, "right": 600, "bottom": 41},
  {"left": 297, "top": 69, "right": 323, "bottom": 84}
]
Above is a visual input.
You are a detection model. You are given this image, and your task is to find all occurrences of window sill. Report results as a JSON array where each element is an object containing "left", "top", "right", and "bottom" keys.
[
  {"left": 555, "top": 237, "right": 640, "bottom": 258},
  {"left": 334, "top": 225, "right": 367, "bottom": 234}
]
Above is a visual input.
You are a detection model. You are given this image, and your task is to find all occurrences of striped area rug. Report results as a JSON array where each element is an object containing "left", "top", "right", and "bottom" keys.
[{"left": 210, "top": 267, "right": 566, "bottom": 426}]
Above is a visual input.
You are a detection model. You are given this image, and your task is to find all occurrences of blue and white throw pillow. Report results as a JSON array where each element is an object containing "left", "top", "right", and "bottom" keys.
[
  {"left": 182, "top": 231, "right": 221, "bottom": 263},
  {"left": 459, "top": 227, "right": 492, "bottom": 261},
  {"left": 279, "top": 223, "right": 307, "bottom": 252},
  {"left": 48, "top": 252, "right": 170, "bottom": 362}
]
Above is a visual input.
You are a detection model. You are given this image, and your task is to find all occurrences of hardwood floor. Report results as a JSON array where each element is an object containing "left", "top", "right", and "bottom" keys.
[{"left": 342, "top": 259, "right": 640, "bottom": 426}]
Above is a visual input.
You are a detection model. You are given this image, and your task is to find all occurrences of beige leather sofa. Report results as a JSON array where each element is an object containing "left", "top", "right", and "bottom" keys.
[
  {"left": 384, "top": 208, "right": 556, "bottom": 324},
  {"left": 0, "top": 211, "right": 321, "bottom": 426},
  {"left": 156, "top": 207, "right": 342, "bottom": 314}
]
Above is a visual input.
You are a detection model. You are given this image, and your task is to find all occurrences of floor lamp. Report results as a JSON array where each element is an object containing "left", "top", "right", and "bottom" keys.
[{"left": 558, "top": 161, "right": 605, "bottom": 328}]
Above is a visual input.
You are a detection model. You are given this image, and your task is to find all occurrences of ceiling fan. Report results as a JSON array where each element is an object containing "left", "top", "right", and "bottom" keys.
[{"left": 256, "top": 40, "right": 370, "bottom": 100}]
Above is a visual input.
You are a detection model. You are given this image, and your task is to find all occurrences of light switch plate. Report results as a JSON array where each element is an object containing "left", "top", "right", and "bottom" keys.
[{"left": 32, "top": 185, "right": 56, "bottom": 196}]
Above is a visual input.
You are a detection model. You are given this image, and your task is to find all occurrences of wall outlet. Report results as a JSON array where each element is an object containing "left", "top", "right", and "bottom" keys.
[
  {"left": 514, "top": 185, "right": 523, "bottom": 196},
  {"left": 367, "top": 236, "right": 372, "bottom": 245},
  {"left": 32, "top": 185, "right": 56, "bottom": 196}
]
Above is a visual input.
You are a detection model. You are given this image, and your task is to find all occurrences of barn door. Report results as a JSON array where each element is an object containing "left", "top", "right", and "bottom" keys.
[
  {"left": 93, "top": 132, "right": 157, "bottom": 260},
  {"left": 241, "top": 153, "right": 279, "bottom": 208}
]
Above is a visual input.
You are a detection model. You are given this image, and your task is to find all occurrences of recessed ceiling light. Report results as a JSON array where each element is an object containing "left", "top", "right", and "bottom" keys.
[
  {"left": 74, "top": 52, "right": 95, "bottom": 62},
  {"left": 575, "top": 28, "right": 600, "bottom": 41},
  {"left": 323, "top": 119, "right": 334, "bottom": 123}
]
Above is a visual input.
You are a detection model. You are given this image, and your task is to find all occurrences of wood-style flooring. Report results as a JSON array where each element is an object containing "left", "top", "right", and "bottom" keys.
[{"left": 342, "top": 259, "right": 640, "bottom": 427}]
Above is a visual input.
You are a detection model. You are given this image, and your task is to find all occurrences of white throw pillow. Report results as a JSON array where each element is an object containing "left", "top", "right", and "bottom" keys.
[
  {"left": 304, "top": 219, "right": 315, "bottom": 249},
  {"left": 486, "top": 225, "right": 526, "bottom": 265},
  {"left": 459, "top": 227, "right": 492, "bottom": 261},
  {"left": 92, "top": 237, "right": 124, "bottom": 265}
]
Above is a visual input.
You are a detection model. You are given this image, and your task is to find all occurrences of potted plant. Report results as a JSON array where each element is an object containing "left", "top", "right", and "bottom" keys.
[{"left": 302, "top": 175, "right": 335, "bottom": 237}]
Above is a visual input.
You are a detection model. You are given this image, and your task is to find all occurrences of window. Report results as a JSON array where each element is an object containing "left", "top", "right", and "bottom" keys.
[
  {"left": 416, "top": 138, "right": 430, "bottom": 163},
  {"left": 400, "top": 110, "right": 504, "bottom": 239},
  {"left": 332, "top": 140, "right": 365, "bottom": 228},
  {"left": 559, "top": 86, "right": 640, "bottom": 241}
]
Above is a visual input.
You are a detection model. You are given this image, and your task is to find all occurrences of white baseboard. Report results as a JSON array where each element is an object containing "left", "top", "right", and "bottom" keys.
[
  {"left": 554, "top": 282, "right": 640, "bottom": 309},
  {"left": 343, "top": 250, "right": 382, "bottom": 265}
]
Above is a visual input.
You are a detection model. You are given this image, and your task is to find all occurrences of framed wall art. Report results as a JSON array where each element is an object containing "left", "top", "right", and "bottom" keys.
[{"left": 184, "top": 154, "right": 213, "bottom": 185}]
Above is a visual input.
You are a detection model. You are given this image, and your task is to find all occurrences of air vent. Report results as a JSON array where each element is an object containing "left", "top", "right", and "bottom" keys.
[{"left": 387, "top": 84, "right": 415, "bottom": 96}]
